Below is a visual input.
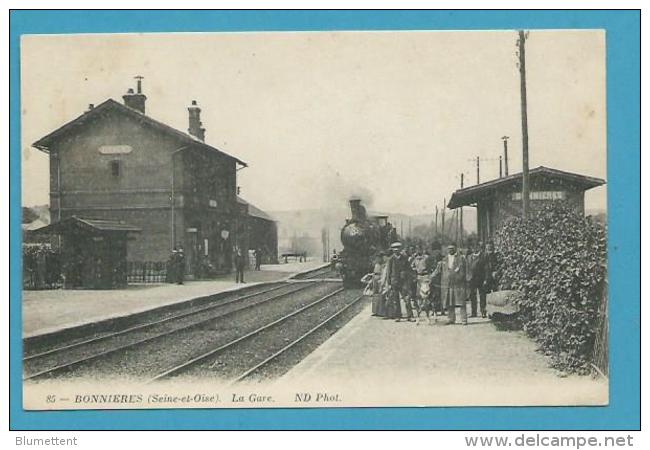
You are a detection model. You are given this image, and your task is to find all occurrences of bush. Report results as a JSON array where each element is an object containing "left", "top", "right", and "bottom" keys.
[{"left": 495, "top": 203, "right": 607, "bottom": 374}]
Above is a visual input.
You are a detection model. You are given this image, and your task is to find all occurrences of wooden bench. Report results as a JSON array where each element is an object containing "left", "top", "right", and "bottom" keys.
[{"left": 281, "top": 252, "right": 307, "bottom": 263}]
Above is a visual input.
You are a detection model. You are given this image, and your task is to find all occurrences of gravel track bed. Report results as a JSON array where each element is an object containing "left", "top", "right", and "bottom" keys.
[
  {"left": 173, "top": 288, "right": 360, "bottom": 382},
  {"left": 28, "top": 282, "right": 340, "bottom": 383},
  {"left": 243, "top": 290, "right": 368, "bottom": 382},
  {"left": 24, "top": 283, "right": 305, "bottom": 378},
  {"left": 23, "top": 282, "right": 285, "bottom": 358}
]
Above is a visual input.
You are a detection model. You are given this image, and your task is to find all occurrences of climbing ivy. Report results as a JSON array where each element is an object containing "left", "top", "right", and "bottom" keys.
[{"left": 495, "top": 203, "right": 607, "bottom": 374}]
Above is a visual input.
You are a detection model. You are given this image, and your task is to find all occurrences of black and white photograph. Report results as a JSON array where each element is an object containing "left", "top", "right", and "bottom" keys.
[{"left": 20, "top": 29, "right": 608, "bottom": 409}]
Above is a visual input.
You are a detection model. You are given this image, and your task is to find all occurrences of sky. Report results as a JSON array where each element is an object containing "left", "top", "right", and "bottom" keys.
[{"left": 21, "top": 30, "right": 606, "bottom": 215}]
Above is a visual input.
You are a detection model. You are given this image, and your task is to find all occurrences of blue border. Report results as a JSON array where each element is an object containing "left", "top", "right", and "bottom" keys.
[{"left": 9, "top": 10, "right": 640, "bottom": 430}]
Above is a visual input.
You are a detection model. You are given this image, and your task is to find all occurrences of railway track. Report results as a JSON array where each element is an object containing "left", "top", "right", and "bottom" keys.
[
  {"left": 292, "top": 264, "right": 339, "bottom": 280},
  {"left": 23, "top": 281, "right": 329, "bottom": 381},
  {"left": 147, "top": 288, "right": 364, "bottom": 384},
  {"left": 233, "top": 291, "right": 365, "bottom": 383},
  {"left": 24, "top": 283, "right": 287, "bottom": 360}
]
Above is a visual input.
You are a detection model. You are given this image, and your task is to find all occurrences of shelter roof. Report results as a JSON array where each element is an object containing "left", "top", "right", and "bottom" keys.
[
  {"left": 447, "top": 166, "right": 605, "bottom": 209},
  {"left": 33, "top": 216, "right": 141, "bottom": 234}
]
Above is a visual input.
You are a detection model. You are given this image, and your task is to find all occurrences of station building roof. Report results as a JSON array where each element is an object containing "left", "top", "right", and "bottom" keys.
[
  {"left": 237, "top": 197, "right": 276, "bottom": 222},
  {"left": 32, "top": 98, "right": 247, "bottom": 168}
]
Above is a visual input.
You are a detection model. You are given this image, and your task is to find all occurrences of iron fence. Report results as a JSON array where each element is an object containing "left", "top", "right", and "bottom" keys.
[{"left": 127, "top": 261, "right": 168, "bottom": 284}]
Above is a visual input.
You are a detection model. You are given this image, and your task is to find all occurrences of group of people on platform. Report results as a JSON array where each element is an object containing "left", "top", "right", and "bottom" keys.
[
  {"left": 167, "top": 246, "right": 264, "bottom": 285},
  {"left": 364, "top": 240, "right": 499, "bottom": 325}
]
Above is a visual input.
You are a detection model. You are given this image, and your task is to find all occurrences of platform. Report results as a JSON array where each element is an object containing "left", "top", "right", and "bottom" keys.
[
  {"left": 22, "top": 259, "right": 326, "bottom": 338},
  {"left": 280, "top": 302, "right": 608, "bottom": 407}
]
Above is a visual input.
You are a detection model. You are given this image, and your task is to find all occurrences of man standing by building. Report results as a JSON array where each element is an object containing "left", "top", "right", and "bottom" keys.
[
  {"left": 166, "top": 249, "right": 177, "bottom": 283},
  {"left": 483, "top": 241, "right": 499, "bottom": 295},
  {"left": 255, "top": 248, "right": 263, "bottom": 271},
  {"left": 466, "top": 242, "right": 487, "bottom": 318},
  {"left": 433, "top": 244, "right": 467, "bottom": 325},
  {"left": 176, "top": 247, "right": 185, "bottom": 285},
  {"left": 234, "top": 247, "right": 246, "bottom": 283}
]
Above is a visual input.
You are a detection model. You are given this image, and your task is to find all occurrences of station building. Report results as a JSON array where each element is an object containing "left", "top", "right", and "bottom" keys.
[
  {"left": 447, "top": 166, "right": 606, "bottom": 244},
  {"left": 32, "top": 79, "right": 277, "bottom": 285},
  {"left": 236, "top": 197, "right": 279, "bottom": 265}
]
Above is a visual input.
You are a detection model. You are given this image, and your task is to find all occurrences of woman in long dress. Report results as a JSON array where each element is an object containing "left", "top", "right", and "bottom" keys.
[
  {"left": 369, "top": 253, "right": 387, "bottom": 316},
  {"left": 375, "top": 252, "right": 390, "bottom": 317}
]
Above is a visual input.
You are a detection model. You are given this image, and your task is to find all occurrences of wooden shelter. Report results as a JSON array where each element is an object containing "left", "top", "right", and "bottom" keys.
[
  {"left": 34, "top": 216, "right": 141, "bottom": 289},
  {"left": 447, "top": 166, "right": 605, "bottom": 243}
]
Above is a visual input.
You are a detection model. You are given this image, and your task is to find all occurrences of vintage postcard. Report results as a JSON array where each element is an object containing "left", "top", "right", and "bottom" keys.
[{"left": 20, "top": 30, "right": 608, "bottom": 410}]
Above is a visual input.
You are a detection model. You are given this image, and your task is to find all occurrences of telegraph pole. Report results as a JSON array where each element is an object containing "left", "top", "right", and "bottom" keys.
[
  {"left": 517, "top": 30, "right": 530, "bottom": 219},
  {"left": 476, "top": 156, "right": 480, "bottom": 184},
  {"left": 501, "top": 136, "right": 509, "bottom": 176},
  {"left": 499, "top": 156, "right": 503, "bottom": 178}
]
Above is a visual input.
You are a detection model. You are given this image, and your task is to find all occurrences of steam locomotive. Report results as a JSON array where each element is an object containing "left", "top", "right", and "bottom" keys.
[{"left": 339, "top": 199, "right": 397, "bottom": 288}]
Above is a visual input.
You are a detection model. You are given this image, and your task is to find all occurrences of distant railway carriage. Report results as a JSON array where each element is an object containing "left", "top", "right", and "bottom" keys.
[{"left": 339, "top": 199, "right": 397, "bottom": 288}]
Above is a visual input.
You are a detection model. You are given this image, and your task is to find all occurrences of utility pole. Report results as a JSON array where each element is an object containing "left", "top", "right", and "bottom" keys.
[
  {"left": 499, "top": 155, "right": 503, "bottom": 178},
  {"left": 459, "top": 173, "right": 464, "bottom": 246},
  {"left": 501, "top": 136, "right": 509, "bottom": 176},
  {"left": 517, "top": 30, "right": 530, "bottom": 219},
  {"left": 476, "top": 156, "right": 480, "bottom": 184}
]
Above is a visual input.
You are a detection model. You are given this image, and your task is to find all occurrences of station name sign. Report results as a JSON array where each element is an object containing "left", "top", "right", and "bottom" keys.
[
  {"left": 98, "top": 145, "right": 133, "bottom": 155},
  {"left": 511, "top": 191, "right": 566, "bottom": 201}
]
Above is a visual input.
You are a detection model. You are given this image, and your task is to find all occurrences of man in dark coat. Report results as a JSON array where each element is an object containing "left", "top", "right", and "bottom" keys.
[
  {"left": 384, "top": 242, "right": 415, "bottom": 322},
  {"left": 176, "top": 247, "right": 185, "bottom": 285},
  {"left": 466, "top": 242, "right": 487, "bottom": 318},
  {"left": 166, "top": 249, "right": 177, "bottom": 283},
  {"left": 483, "top": 241, "right": 500, "bottom": 293},
  {"left": 255, "top": 248, "right": 262, "bottom": 271},
  {"left": 234, "top": 248, "right": 246, "bottom": 283}
]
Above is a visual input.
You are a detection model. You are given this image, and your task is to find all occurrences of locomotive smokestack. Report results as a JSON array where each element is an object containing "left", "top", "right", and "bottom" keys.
[{"left": 349, "top": 198, "right": 367, "bottom": 222}]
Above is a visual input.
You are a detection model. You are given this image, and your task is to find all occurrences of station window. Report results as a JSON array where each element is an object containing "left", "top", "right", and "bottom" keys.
[{"left": 110, "top": 160, "right": 122, "bottom": 177}]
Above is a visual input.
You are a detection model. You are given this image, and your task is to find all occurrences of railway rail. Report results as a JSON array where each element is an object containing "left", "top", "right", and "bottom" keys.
[
  {"left": 147, "top": 288, "right": 364, "bottom": 384},
  {"left": 24, "top": 264, "right": 358, "bottom": 385},
  {"left": 23, "top": 281, "right": 327, "bottom": 381},
  {"left": 291, "top": 264, "right": 339, "bottom": 280},
  {"left": 233, "top": 292, "right": 364, "bottom": 383},
  {"left": 24, "top": 283, "right": 287, "bottom": 361}
]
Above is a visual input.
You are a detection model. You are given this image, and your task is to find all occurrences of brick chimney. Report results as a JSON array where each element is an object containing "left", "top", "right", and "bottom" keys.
[
  {"left": 187, "top": 100, "right": 205, "bottom": 141},
  {"left": 122, "top": 76, "right": 147, "bottom": 114}
]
